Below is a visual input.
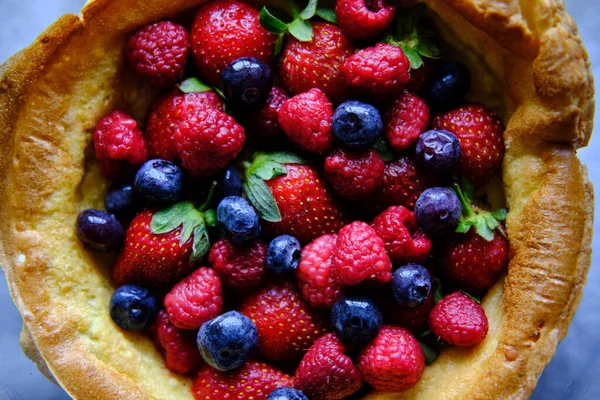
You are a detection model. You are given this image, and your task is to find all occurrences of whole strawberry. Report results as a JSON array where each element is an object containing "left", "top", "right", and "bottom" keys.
[
  {"left": 323, "top": 148, "right": 384, "bottom": 200},
  {"left": 432, "top": 104, "right": 504, "bottom": 187},
  {"left": 294, "top": 333, "right": 362, "bottom": 399},
  {"left": 357, "top": 325, "right": 425, "bottom": 392},
  {"left": 335, "top": 0, "right": 395, "bottom": 40},
  {"left": 245, "top": 86, "right": 289, "bottom": 137},
  {"left": 429, "top": 292, "right": 489, "bottom": 347},
  {"left": 375, "top": 156, "right": 435, "bottom": 211},
  {"left": 208, "top": 238, "right": 267, "bottom": 290},
  {"left": 384, "top": 91, "right": 430, "bottom": 152},
  {"left": 190, "top": 0, "right": 276, "bottom": 85},
  {"left": 240, "top": 280, "right": 328, "bottom": 361}
]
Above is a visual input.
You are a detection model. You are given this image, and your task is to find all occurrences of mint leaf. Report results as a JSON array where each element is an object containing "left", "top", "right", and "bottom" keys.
[
  {"left": 288, "top": 18, "right": 313, "bottom": 42},
  {"left": 151, "top": 202, "right": 195, "bottom": 234},
  {"left": 252, "top": 160, "right": 288, "bottom": 181},
  {"left": 299, "top": 0, "right": 317, "bottom": 20},
  {"left": 244, "top": 174, "right": 282, "bottom": 222},
  {"left": 491, "top": 208, "right": 508, "bottom": 221},
  {"left": 267, "top": 151, "right": 306, "bottom": 164},
  {"left": 315, "top": 9, "right": 337, "bottom": 23},
  {"left": 419, "top": 341, "right": 439, "bottom": 365},
  {"left": 179, "top": 78, "right": 212, "bottom": 94},
  {"left": 259, "top": 7, "right": 289, "bottom": 35},
  {"left": 191, "top": 225, "right": 210, "bottom": 262},
  {"left": 372, "top": 137, "right": 394, "bottom": 162}
]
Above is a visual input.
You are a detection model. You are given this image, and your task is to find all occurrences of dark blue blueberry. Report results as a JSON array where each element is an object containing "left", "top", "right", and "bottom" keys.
[
  {"left": 197, "top": 311, "right": 258, "bottom": 371},
  {"left": 332, "top": 100, "right": 382, "bottom": 149},
  {"left": 134, "top": 159, "right": 183, "bottom": 204},
  {"left": 217, "top": 167, "right": 243, "bottom": 199},
  {"left": 221, "top": 57, "right": 273, "bottom": 107},
  {"left": 267, "top": 387, "right": 309, "bottom": 400},
  {"left": 109, "top": 285, "right": 158, "bottom": 331},
  {"left": 216, "top": 196, "right": 261, "bottom": 244},
  {"left": 415, "top": 129, "right": 462, "bottom": 173},
  {"left": 391, "top": 264, "right": 432, "bottom": 308},
  {"left": 76, "top": 209, "right": 124, "bottom": 252},
  {"left": 266, "top": 235, "right": 302, "bottom": 275},
  {"left": 104, "top": 183, "right": 140, "bottom": 218},
  {"left": 331, "top": 297, "right": 383, "bottom": 345},
  {"left": 427, "top": 62, "right": 470, "bottom": 111},
  {"left": 414, "top": 187, "right": 462, "bottom": 235}
]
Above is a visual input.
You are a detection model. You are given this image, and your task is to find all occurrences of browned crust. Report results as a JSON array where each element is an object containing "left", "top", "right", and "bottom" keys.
[{"left": 0, "top": 0, "right": 594, "bottom": 399}]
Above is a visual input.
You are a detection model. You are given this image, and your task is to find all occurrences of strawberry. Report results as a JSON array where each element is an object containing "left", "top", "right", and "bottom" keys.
[
  {"left": 383, "top": 91, "right": 430, "bottom": 152},
  {"left": 294, "top": 333, "right": 363, "bottom": 399},
  {"left": 323, "top": 148, "right": 384, "bottom": 200},
  {"left": 192, "top": 360, "right": 293, "bottom": 400},
  {"left": 239, "top": 280, "right": 328, "bottom": 361},
  {"left": 208, "top": 238, "right": 267, "bottom": 290},
  {"left": 335, "top": 0, "right": 395, "bottom": 41},
  {"left": 429, "top": 292, "right": 489, "bottom": 347}
]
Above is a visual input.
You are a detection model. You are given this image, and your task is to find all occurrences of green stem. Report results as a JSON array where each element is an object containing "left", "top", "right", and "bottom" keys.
[
  {"left": 199, "top": 181, "right": 218, "bottom": 212},
  {"left": 453, "top": 183, "right": 475, "bottom": 217}
]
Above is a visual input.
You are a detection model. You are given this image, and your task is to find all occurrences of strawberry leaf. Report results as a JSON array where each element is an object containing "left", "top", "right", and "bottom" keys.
[
  {"left": 260, "top": 7, "right": 289, "bottom": 35},
  {"left": 179, "top": 78, "right": 212, "bottom": 94},
  {"left": 274, "top": 34, "right": 285, "bottom": 56},
  {"left": 288, "top": 18, "right": 313, "bottom": 42},
  {"left": 401, "top": 45, "right": 424, "bottom": 70},
  {"left": 491, "top": 208, "right": 507, "bottom": 221},
  {"left": 372, "top": 137, "right": 394, "bottom": 162},
  {"left": 252, "top": 160, "right": 288, "bottom": 181},
  {"left": 483, "top": 213, "right": 499, "bottom": 231},
  {"left": 288, "top": 0, "right": 301, "bottom": 18},
  {"left": 475, "top": 216, "right": 495, "bottom": 241},
  {"left": 151, "top": 202, "right": 196, "bottom": 234},
  {"left": 456, "top": 219, "right": 474, "bottom": 233},
  {"left": 299, "top": 0, "right": 317, "bottom": 20},
  {"left": 417, "top": 38, "right": 441, "bottom": 58},
  {"left": 179, "top": 210, "right": 204, "bottom": 246},
  {"left": 419, "top": 341, "right": 439, "bottom": 365},
  {"left": 191, "top": 225, "right": 210, "bottom": 262},
  {"left": 244, "top": 174, "right": 282, "bottom": 222},
  {"left": 267, "top": 151, "right": 306, "bottom": 164},
  {"left": 204, "top": 209, "right": 218, "bottom": 227},
  {"left": 315, "top": 9, "right": 337, "bottom": 23}
]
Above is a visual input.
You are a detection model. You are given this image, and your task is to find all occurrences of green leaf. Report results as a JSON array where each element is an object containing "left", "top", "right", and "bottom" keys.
[
  {"left": 288, "top": 18, "right": 313, "bottom": 42},
  {"left": 244, "top": 174, "right": 282, "bottom": 222},
  {"left": 475, "top": 216, "right": 495, "bottom": 241},
  {"left": 433, "top": 279, "right": 444, "bottom": 303},
  {"left": 191, "top": 225, "right": 210, "bottom": 262},
  {"left": 483, "top": 213, "right": 499, "bottom": 231},
  {"left": 417, "top": 38, "right": 441, "bottom": 58},
  {"left": 259, "top": 7, "right": 289, "bottom": 35},
  {"left": 267, "top": 151, "right": 306, "bottom": 165},
  {"left": 491, "top": 208, "right": 508, "bottom": 221},
  {"left": 288, "top": 0, "right": 301, "bottom": 18},
  {"left": 401, "top": 45, "right": 423, "bottom": 70},
  {"left": 460, "top": 177, "right": 476, "bottom": 203},
  {"left": 456, "top": 219, "right": 474, "bottom": 234},
  {"left": 299, "top": 0, "right": 317, "bottom": 20},
  {"left": 151, "top": 202, "right": 195, "bottom": 234},
  {"left": 419, "top": 341, "right": 439, "bottom": 365},
  {"left": 274, "top": 34, "right": 285, "bottom": 57},
  {"left": 179, "top": 210, "right": 204, "bottom": 246},
  {"left": 372, "top": 137, "right": 394, "bottom": 162},
  {"left": 179, "top": 78, "right": 212, "bottom": 94},
  {"left": 252, "top": 160, "right": 288, "bottom": 181},
  {"left": 315, "top": 8, "right": 337, "bottom": 23},
  {"left": 204, "top": 209, "right": 218, "bottom": 227}
]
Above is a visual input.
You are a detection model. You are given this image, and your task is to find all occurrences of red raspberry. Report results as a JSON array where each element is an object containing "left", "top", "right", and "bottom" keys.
[
  {"left": 372, "top": 206, "right": 431, "bottom": 263},
  {"left": 294, "top": 333, "right": 363, "bottom": 400},
  {"left": 376, "top": 156, "right": 435, "bottom": 210},
  {"left": 245, "top": 86, "right": 288, "bottom": 137},
  {"left": 384, "top": 91, "right": 430, "bottom": 152},
  {"left": 93, "top": 111, "right": 148, "bottom": 181},
  {"left": 278, "top": 88, "right": 334, "bottom": 153},
  {"left": 174, "top": 108, "right": 245, "bottom": 177},
  {"left": 429, "top": 292, "right": 489, "bottom": 347},
  {"left": 296, "top": 234, "right": 345, "bottom": 309},
  {"left": 357, "top": 325, "right": 425, "bottom": 392},
  {"left": 331, "top": 221, "right": 392, "bottom": 285},
  {"left": 335, "top": 0, "right": 395, "bottom": 40},
  {"left": 323, "top": 148, "right": 384, "bottom": 200},
  {"left": 208, "top": 238, "right": 267, "bottom": 290},
  {"left": 341, "top": 43, "right": 410, "bottom": 97},
  {"left": 163, "top": 267, "right": 223, "bottom": 329},
  {"left": 125, "top": 21, "right": 189, "bottom": 89}
]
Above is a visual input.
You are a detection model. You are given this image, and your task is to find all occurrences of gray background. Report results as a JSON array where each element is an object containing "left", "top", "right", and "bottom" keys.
[{"left": 0, "top": 0, "right": 598, "bottom": 399}]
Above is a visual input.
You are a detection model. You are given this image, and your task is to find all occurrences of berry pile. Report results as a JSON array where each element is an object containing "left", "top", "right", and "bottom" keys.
[{"left": 76, "top": 0, "right": 510, "bottom": 398}]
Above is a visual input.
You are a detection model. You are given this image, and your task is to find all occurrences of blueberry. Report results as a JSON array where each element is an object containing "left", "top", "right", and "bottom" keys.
[
  {"left": 427, "top": 62, "right": 470, "bottom": 111},
  {"left": 267, "top": 387, "right": 309, "bottom": 400},
  {"left": 266, "top": 235, "right": 302, "bottom": 274},
  {"left": 391, "top": 264, "right": 432, "bottom": 308},
  {"left": 134, "top": 159, "right": 183, "bottom": 204},
  {"left": 109, "top": 285, "right": 158, "bottom": 331},
  {"left": 332, "top": 100, "right": 382, "bottom": 149},
  {"left": 221, "top": 57, "right": 273, "bottom": 107},
  {"left": 331, "top": 297, "right": 383, "bottom": 345},
  {"left": 104, "top": 183, "right": 140, "bottom": 218},
  {"left": 414, "top": 187, "right": 462, "bottom": 235},
  {"left": 415, "top": 129, "right": 461, "bottom": 173},
  {"left": 216, "top": 196, "right": 261, "bottom": 244},
  {"left": 216, "top": 167, "right": 243, "bottom": 199},
  {"left": 76, "top": 209, "right": 124, "bottom": 252},
  {"left": 197, "top": 311, "right": 258, "bottom": 371}
]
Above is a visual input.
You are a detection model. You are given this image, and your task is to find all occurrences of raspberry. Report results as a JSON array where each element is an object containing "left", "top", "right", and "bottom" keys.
[
  {"left": 335, "top": 0, "right": 395, "bottom": 40},
  {"left": 357, "top": 325, "right": 425, "bottom": 392},
  {"left": 208, "top": 238, "right": 267, "bottom": 290},
  {"left": 296, "top": 234, "right": 344, "bottom": 309},
  {"left": 245, "top": 86, "right": 288, "bottom": 137},
  {"left": 323, "top": 148, "right": 384, "bottom": 200},
  {"left": 331, "top": 221, "right": 392, "bottom": 285},
  {"left": 429, "top": 292, "right": 489, "bottom": 347},
  {"left": 376, "top": 156, "right": 435, "bottom": 210},
  {"left": 384, "top": 91, "right": 430, "bottom": 152},
  {"left": 163, "top": 267, "right": 223, "bottom": 329},
  {"left": 93, "top": 111, "right": 148, "bottom": 181},
  {"left": 125, "top": 21, "right": 189, "bottom": 89},
  {"left": 278, "top": 88, "right": 334, "bottom": 153}
]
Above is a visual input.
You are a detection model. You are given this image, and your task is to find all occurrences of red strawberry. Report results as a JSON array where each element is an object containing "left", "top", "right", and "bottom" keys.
[
  {"left": 190, "top": 0, "right": 276, "bottom": 85},
  {"left": 429, "top": 292, "right": 489, "bottom": 347},
  {"left": 375, "top": 156, "right": 435, "bottom": 211},
  {"left": 245, "top": 86, "right": 289, "bottom": 137},
  {"left": 357, "top": 325, "right": 425, "bottom": 392},
  {"left": 331, "top": 221, "right": 392, "bottom": 285},
  {"left": 164, "top": 267, "right": 223, "bottom": 330},
  {"left": 335, "top": 0, "right": 395, "bottom": 41},
  {"left": 323, "top": 148, "right": 384, "bottom": 200},
  {"left": 432, "top": 104, "right": 504, "bottom": 187},
  {"left": 192, "top": 360, "right": 293, "bottom": 400},
  {"left": 208, "top": 238, "right": 267, "bottom": 290},
  {"left": 294, "top": 333, "right": 362, "bottom": 399},
  {"left": 93, "top": 110, "right": 148, "bottom": 181},
  {"left": 125, "top": 21, "right": 189, "bottom": 89},
  {"left": 384, "top": 91, "right": 430, "bottom": 152},
  {"left": 239, "top": 280, "right": 328, "bottom": 361},
  {"left": 296, "top": 234, "right": 344, "bottom": 309}
]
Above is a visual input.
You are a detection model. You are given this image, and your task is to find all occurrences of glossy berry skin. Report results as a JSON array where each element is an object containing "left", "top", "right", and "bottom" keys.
[
  {"left": 76, "top": 209, "right": 124, "bottom": 252},
  {"left": 415, "top": 129, "right": 461, "bottom": 172},
  {"left": 335, "top": 0, "right": 395, "bottom": 40},
  {"left": 429, "top": 292, "right": 488, "bottom": 347},
  {"left": 134, "top": 159, "right": 183, "bottom": 204},
  {"left": 278, "top": 88, "right": 334, "bottom": 153},
  {"left": 331, "top": 297, "right": 383, "bottom": 345},
  {"left": 208, "top": 238, "right": 267, "bottom": 290},
  {"left": 266, "top": 235, "right": 302, "bottom": 275},
  {"left": 332, "top": 100, "right": 382, "bottom": 149},
  {"left": 427, "top": 62, "right": 471, "bottom": 111},
  {"left": 104, "top": 183, "right": 139, "bottom": 219},
  {"left": 109, "top": 285, "right": 158, "bottom": 331},
  {"left": 375, "top": 156, "right": 435, "bottom": 210},
  {"left": 245, "top": 86, "right": 289, "bottom": 137},
  {"left": 324, "top": 148, "right": 384, "bottom": 200},
  {"left": 125, "top": 21, "right": 189, "bottom": 89},
  {"left": 414, "top": 187, "right": 462, "bottom": 235},
  {"left": 384, "top": 91, "right": 430, "bottom": 152},
  {"left": 391, "top": 264, "right": 432, "bottom": 309},
  {"left": 221, "top": 57, "right": 273, "bottom": 107},
  {"left": 216, "top": 196, "right": 261, "bottom": 244},
  {"left": 267, "top": 387, "right": 308, "bottom": 400},
  {"left": 216, "top": 167, "right": 243, "bottom": 199},
  {"left": 197, "top": 311, "right": 258, "bottom": 371},
  {"left": 357, "top": 325, "right": 425, "bottom": 392}
]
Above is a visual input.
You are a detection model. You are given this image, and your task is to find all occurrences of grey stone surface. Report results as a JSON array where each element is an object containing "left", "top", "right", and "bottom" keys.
[{"left": 0, "top": 1, "right": 598, "bottom": 399}]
